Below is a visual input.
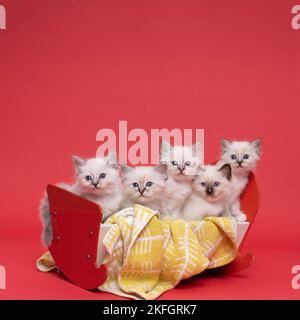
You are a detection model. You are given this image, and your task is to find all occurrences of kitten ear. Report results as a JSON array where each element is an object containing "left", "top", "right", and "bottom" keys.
[
  {"left": 160, "top": 140, "right": 172, "bottom": 162},
  {"left": 106, "top": 151, "right": 117, "bottom": 164},
  {"left": 197, "top": 165, "right": 205, "bottom": 172},
  {"left": 251, "top": 139, "right": 262, "bottom": 156},
  {"left": 221, "top": 138, "right": 231, "bottom": 153},
  {"left": 72, "top": 155, "right": 86, "bottom": 170},
  {"left": 120, "top": 164, "right": 132, "bottom": 175},
  {"left": 155, "top": 163, "right": 168, "bottom": 180},
  {"left": 192, "top": 166, "right": 204, "bottom": 181},
  {"left": 161, "top": 140, "right": 171, "bottom": 154},
  {"left": 106, "top": 152, "right": 118, "bottom": 169},
  {"left": 218, "top": 163, "right": 232, "bottom": 180},
  {"left": 192, "top": 141, "right": 203, "bottom": 162}
]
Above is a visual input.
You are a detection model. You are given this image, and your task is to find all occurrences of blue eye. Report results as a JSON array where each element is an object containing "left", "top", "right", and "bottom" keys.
[
  {"left": 171, "top": 161, "right": 178, "bottom": 166},
  {"left": 213, "top": 182, "right": 220, "bottom": 187},
  {"left": 243, "top": 154, "right": 249, "bottom": 159},
  {"left": 146, "top": 181, "right": 153, "bottom": 187},
  {"left": 85, "top": 175, "right": 92, "bottom": 181},
  {"left": 231, "top": 154, "right": 237, "bottom": 160},
  {"left": 185, "top": 161, "right": 191, "bottom": 166},
  {"left": 132, "top": 182, "right": 139, "bottom": 188},
  {"left": 99, "top": 173, "right": 106, "bottom": 179},
  {"left": 201, "top": 182, "right": 206, "bottom": 187}
]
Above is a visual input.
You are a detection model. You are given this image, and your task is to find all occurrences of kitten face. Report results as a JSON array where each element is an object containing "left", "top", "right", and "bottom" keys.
[
  {"left": 73, "top": 153, "right": 120, "bottom": 195},
  {"left": 221, "top": 139, "right": 261, "bottom": 172},
  {"left": 193, "top": 164, "right": 232, "bottom": 203},
  {"left": 121, "top": 164, "right": 167, "bottom": 204},
  {"left": 160, "top": 140, "right": 202, "bottom": 181}
]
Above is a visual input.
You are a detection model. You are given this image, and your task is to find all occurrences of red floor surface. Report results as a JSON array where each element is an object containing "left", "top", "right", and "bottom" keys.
[{"left": 0, "top": 234, "right": 299, "bottom": 300}]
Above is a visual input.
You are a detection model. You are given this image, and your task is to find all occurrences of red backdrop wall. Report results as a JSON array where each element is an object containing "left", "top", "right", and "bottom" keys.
[{"left": 0, "top": 0, "right": 299, "bottom": 299}]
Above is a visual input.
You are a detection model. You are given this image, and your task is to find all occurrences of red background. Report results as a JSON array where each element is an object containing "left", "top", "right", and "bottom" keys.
[{"left": 0, "top": 0, "right": 300, "bottom": 299}]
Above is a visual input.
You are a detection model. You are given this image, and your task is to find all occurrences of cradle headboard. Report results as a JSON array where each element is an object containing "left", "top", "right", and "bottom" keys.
[
  {"left": 240, "top": 172, "right": 260, "bottom": 224},
  {"left": 47, "top": 184, "right": 107, "bottom": 290}
]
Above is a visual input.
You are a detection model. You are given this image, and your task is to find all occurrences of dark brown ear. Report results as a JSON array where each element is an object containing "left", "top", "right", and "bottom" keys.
[{"left": 218, "top": 163, "right": 231, "bottom": 180}]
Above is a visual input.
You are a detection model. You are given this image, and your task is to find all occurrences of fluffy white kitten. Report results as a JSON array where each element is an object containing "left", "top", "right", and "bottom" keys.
[
  {"left": 159, "top": 140, "right": 203, "bottom": 219},
  {"left": 219, "top": 139, "right": 261, "bottom": 222},
  {"left": 39, "top": 153, "right": 123, "bottom": 247},
  {"left": 183, "top": 164, "right": 233, "bottom": 221},
  {"left": 120, "top": 164, "right": 168, "bottom": 211}
]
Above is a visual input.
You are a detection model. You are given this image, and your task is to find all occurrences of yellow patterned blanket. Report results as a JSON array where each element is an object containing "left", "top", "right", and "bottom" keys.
[{"left": 37, "top": 204, "right": 238, "bottom": 300}]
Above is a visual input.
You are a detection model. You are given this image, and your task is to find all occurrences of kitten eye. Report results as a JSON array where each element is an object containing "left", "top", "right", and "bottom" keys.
[
  {"left": 85, "top": 175, "right": 92, "bottom": 181},
  {"left": 185, "top": 161, "right": 191, "bottom": 166},
  {"left": 201, "top": 182, "right": 207, "bottom": 187},
  {"left": 132, "top": 182, "right": 139, "bottom": 188},
  {"left": 171, "top": 161, "right": 178, "bottom": 166},
  {"left": 146, "top": 181, "right": 153, "bottom": 187},
  {"left": 99, "top": 173, "right": 106, "bottom": 179},
  {"left": 243, "top": 154, "right": 249, "bottom": 159},
  {"left": 231, "top": 154, "right": 237, "bottom": 160},
  {"left": 213, "top": 182, "right": 220, "bottom": 187}
]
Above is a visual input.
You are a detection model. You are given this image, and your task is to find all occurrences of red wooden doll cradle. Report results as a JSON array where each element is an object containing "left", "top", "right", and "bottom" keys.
[{"left": 46, "top": 172, "right": 259, "bottom": 290}]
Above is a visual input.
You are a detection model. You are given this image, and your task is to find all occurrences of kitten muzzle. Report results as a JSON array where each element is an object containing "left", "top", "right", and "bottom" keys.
[
  {"left": 206, "top": 186, "right": 214, "bottom": 195},
  {"left": 236, "top": 157, "right": 244, "bottom": 166},
  {"left": 138, "top": 187, "right": 146, "bottom": 195},
  {"left": 92, "top": 180, "right": 100, "bottom": 188},
  {"left": 177, "top": 165, "right": 186, "bottom": 174}
]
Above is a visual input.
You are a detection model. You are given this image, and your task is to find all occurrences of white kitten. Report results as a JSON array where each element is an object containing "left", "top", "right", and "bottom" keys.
[
  {"left": 219, "top": 139, "right": 261, "bottom": 222},
  {"left": 39, "top": 153, "right": 123, "bottom": 246},
  {"left": 159, "top": 140, "right": 203, "bottom": 219},
  {"left": 183, "top": 164, "right": 233, "bottom": 221},
  {"left": 120, "top": 164, "right": 168, "bottom": 211}
]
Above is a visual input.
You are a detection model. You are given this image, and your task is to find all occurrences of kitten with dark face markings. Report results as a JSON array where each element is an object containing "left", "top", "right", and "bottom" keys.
[
  {"left": 39, "top": 153, "right": 123, "bottom": 246},
  {"left": 219, "top": 139, "right": 261, "bottom": 222},
  {"left": 183, "top": 164, "right": 233, "bottom": 221},
  {"left": 120, "top": 164, "right": 168, "bottom": 211},
  {"left": 159, "top": 140, "right": 203, "bottom": 219}
]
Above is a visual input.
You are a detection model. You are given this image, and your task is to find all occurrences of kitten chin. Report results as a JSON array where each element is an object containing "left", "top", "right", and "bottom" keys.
[{"left": 39, "top": 153, "right": 123, "bottom": 247}]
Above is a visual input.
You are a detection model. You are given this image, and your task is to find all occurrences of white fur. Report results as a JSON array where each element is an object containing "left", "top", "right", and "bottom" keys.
[
  {"left": 120, "top": 164, "right": 167, "bottom": 212},
  {"left": 39, "top": 153, "right": 122, "bottom": 246},
  {"left": 183, "top": 164, "right": 233, "bottom": 221},
  {"left": 219, "top": 139, "right": 261, "bottom": 222},
  {"left": 159, "top": 141, "right": 203, "bottom": 219}
]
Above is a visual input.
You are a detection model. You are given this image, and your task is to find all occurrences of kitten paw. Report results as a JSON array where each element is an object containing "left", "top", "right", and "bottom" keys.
[{"left": 234, "top": 213, "right": 247, "bottom": 222}]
